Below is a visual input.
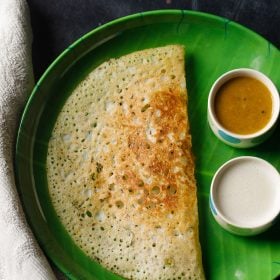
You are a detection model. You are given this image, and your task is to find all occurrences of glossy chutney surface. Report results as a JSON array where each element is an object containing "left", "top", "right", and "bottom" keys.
[{"left": 214, "top": 77, "right": 272, "bottom": 135}]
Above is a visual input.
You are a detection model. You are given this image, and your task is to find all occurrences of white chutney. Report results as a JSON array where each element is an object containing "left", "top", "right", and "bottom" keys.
[{"left": 210, "top": 156, "right": 280, "bottom": 236}]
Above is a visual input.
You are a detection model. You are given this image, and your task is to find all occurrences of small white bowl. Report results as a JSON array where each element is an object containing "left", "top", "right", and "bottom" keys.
[
  {"left": 208, "top": 68, "right": 280, "bottom": 148},
  {"left": 210, "top": 156, "right": 280, "bottom": 236}
]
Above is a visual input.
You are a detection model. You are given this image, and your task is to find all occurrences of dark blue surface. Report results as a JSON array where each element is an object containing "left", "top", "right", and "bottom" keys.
[{"left": 27, "top": 0, "right": 279, "bottom": 81}]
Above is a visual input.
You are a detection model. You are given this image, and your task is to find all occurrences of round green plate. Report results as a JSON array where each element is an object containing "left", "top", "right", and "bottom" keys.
[{"left": 15, "top": 10, "right": 280, "bottom": 280}]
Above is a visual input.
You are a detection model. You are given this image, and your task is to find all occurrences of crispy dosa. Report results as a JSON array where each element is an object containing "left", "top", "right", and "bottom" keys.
[{"left": 47, "top": 45, "right": 204, "bottom": 280}]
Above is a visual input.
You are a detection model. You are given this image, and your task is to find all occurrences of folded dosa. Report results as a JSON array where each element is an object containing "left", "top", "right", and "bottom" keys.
[{"left": 47, "top": 45, "right": 205, "bottom": 280}]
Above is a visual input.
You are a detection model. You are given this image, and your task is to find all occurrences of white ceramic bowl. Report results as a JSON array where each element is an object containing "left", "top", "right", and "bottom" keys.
[
  {"left": 210, "top": 156, "right": 280, "bottom": 236},
  {"left": 208, "top": 68, "right": 279, "bottom": 148}
]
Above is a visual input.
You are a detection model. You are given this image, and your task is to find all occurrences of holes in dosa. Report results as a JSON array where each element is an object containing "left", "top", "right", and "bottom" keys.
[
  {"left": 151, "top": 186, "right": 160, "bottom": 195},
  {"left": 46, "top": 46, "right": 202, "bottom": 280},
  {"left": 108, "top": 183, "right": 115, "bottom": 191},
  {"left": 167, "top": 185, "right": 177, "bottom": 195},
  {"left": 115, "top": 200, "right": 124, "bottom": 209},
  {"left": 137, "top": 197, "right": 144, "bottom": 205}
]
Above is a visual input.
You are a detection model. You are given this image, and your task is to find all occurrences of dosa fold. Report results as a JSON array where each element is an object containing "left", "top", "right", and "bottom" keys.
[{"left": 47, "top": 45, "right": 205, "bottom": 280}]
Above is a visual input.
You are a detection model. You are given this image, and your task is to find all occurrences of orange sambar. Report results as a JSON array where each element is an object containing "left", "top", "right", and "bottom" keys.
[{"left": 214, "top": 76, "right": 272, "bottom": 135}]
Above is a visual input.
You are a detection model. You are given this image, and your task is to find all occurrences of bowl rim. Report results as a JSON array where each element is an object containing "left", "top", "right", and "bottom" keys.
[
  {"left": 210, "top": 156, "right": 280, "bottom": 230},
  {"left": 207, "top": 68, "right": 280, "bottom": 140}
]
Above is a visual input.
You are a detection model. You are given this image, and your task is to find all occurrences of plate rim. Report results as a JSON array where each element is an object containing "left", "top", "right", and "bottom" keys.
[{"left": 20, "top": 9, "right": 279, "bottom": 120}]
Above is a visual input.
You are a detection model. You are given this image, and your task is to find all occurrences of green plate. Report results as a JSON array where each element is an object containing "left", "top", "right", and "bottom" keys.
[{"left": 15, "top": 10, "right": 280, "bottom": 280}]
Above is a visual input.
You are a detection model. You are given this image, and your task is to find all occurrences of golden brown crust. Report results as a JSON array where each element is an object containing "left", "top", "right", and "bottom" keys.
[{"left": 47, "top": 45, "right": 204, "bottom": 280}]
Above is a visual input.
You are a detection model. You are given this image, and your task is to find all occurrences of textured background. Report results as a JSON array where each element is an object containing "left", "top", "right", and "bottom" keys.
[{"left": 26, "top": 0, "right": 279, "bottom": 81}]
